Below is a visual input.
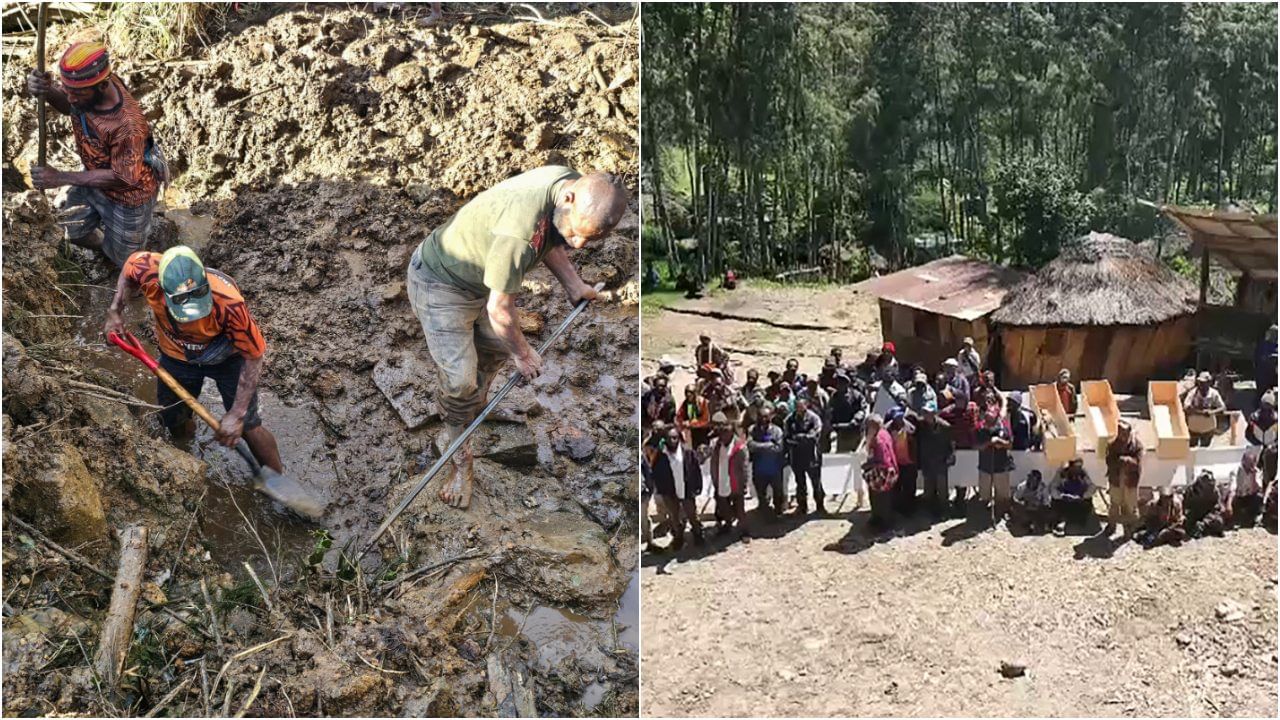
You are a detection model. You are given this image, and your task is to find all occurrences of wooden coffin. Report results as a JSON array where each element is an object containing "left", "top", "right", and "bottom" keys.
[
  {"left": 1080, "top": 380, "right": 1120, "bottom": 454},
  {"left": 1148, "top": 380, "right": 1190, "bottom": 459},
  {"left": 1030, "top": 383, "right": 1076, "bottom": 465}
]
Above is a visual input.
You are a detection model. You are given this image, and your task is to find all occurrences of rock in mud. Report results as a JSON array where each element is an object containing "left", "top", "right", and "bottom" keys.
[
  {"left": 551, "top": 426, "right": 596, "bottom": 461},
  {"left": 504, "top": 511, "right": 623, "bottom": 606},
  {"left": 372, "top": 351, "right": 439, "bottom": 430},
  {"left": 487, "top": 652, "right": 538, "bottom": 718},
  {"left": 474, "top": 424, "right": 538, "bottom": 467},
  {"left": 1216, "top": 600, "right": 1246, "bottom": 623},
  {"left": 7, "top": 443, "right": 107, "bottom": 549}
]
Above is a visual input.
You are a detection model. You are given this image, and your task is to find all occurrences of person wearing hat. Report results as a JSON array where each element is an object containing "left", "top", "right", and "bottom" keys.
[
  {"left": 956, "top": 336, "right": 981, "bottom": 383},
  {"left": 707, "top": 411, "right": 750, "bottom": 541},
  {"left": 1182, "top": 469, "right": 1225, "bottom": 539},
  {"left": 694, "top": 333, "right": 731, "bottom": 382},
  {"left": 913, "top": 400, "right": 954, "bottom": 520},
  {"left": 27, "top": 41, "right": 166, "bottom": 267},
  {"left": 103, "top": 246, "right": 280, "bottom": 472},
  {"left": 906, "top": 369, "right": 937, "bottom": 415},
  {"left": 408, "top": 167, "right": 624, "bottom": 509},
  {"left": 1183, "top": 371, "right": 1227, "bottom": 447},
  {"left": 939, "top": 357, "right": 970, "bottom": 417},
  {"left": 886, "top": 407, "right": 917, "bottom": 514},
  {"left": 1104, "top": 418, "right": 1144, "bottom": 535},
  {"left": 875, "top": 342, "right": 899, "bottom": 384}
]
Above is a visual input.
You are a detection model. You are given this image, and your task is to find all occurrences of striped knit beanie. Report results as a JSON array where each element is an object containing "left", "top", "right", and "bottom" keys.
[{"left": 59, "top": 42, "right": 111, "bottom": 88}]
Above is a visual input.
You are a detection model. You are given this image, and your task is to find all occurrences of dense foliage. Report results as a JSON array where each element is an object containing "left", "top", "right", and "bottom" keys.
[{"left": 642, "top": 2, "right": 1277, "bottom": 284}]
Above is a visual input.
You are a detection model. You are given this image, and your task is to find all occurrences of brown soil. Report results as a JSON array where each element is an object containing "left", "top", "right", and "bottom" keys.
[
  {"left": 640, "top": 285, "right": 1278, "bottom": 717},
  {"left": 642, "top": 281, "right": 882, "bottom": 392},
  {"left": 3, "top": 4, "right": 638, "bottom": 717}
]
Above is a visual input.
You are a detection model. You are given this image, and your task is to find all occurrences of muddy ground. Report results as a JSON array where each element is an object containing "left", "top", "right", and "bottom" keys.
[
  {"left": 640, "top": 285, "right": 1278, "bottom": 717},
  {"left": 3, "top": 4, "right": 638, "bottom": 716}
]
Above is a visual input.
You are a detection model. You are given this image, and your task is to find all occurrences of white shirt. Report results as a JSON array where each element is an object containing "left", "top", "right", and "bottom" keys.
[
  {"left": 716, "top": 443, "right": 732, "bottom": 497},
  {"left": 666, "top": 445, "right": 686, "bottom": 499}
]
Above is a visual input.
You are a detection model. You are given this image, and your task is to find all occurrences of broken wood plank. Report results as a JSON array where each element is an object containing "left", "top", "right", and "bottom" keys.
[{"left": 93, "top": 524, "right": 149, "bottom": 687}]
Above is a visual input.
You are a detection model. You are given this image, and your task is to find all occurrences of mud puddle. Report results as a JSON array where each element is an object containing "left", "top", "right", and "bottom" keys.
[{"left": 494, "top": 573, "right": 637, "bottom": 711}]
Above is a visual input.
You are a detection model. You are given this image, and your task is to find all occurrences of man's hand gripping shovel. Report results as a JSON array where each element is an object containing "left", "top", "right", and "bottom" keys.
[{"left": 108, "top": 331, "right": 323, "bottom": 520}]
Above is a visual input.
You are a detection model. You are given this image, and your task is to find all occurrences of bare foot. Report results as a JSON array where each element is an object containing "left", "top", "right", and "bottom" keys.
[{"left": 439, "top": 451, "right": 474, "bottom": 509}]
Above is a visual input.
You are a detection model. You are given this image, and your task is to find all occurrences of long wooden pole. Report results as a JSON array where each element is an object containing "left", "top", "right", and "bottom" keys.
[
  {"left": 93, "top": 524, "right": 149, "bottom": 687},
  {"left": 36, "top": 2, "right": 48, "bottom": 167}
]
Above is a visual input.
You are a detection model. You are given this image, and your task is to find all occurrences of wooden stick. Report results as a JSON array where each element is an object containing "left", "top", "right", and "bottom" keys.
[
  {"left": 93, "top": 524, "right": 149, "bottom": 687},
  {"left": 155, "top": 366, "right": 221, "bottom": 429},
  {"left": 35, "top": 1, "right": 47, "bottom": 167}
]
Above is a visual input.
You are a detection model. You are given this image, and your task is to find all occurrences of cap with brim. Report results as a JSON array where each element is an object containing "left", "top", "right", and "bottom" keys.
[
  {"left": 60, "top": 42, "right": 112, "bottom": 88},
  {"left": 1197, "top": 371, "right": 1212, "bottom": 383},
  {"left": 159, "top": 246, "right": 212, "bottom": 322},
  {"left": 711, "top": 411, "right": 729, "bottom": 424},
  {"left": 942, "top": 358, "right": 959, "bottom": 368}
]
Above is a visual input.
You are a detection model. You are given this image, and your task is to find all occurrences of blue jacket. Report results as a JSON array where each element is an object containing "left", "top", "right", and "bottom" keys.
[{"left": 748, "top": 422, "right": 787, "bottom": 477}]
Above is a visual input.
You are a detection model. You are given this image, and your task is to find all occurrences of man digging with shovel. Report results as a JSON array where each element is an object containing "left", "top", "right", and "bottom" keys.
[
  {"left": 407, "top": 166, "right": 628, "bottom": 509},
  {"left": 104, "top": 246, "right": 283, "bottom": 475}
]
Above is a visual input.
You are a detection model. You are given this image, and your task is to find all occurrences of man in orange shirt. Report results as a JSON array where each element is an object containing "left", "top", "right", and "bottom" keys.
[
  {"left": 27, "top": 41, "right": 165, "bottom": 266},
  {"left": 103, "top": 246, "right": 282, "bottom": 473}
]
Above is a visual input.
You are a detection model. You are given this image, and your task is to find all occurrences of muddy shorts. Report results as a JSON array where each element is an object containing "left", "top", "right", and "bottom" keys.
[
  {"left": 56, "top": 185, "right": 156, "bottom": 267},
  {"left": 407, "top": 245, "right": 510, "bottom": 427},
  {"left": 157, "top": 353, "right": 261, "bottom": 432}
]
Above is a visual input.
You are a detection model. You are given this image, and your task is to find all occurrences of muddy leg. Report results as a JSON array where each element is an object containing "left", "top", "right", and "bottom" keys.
[
  {"left": 243, "top": 425, "right": 283, "bottom": 474},
  {"left": 437, "top": 423, "right": 475, "bottom": 508}
]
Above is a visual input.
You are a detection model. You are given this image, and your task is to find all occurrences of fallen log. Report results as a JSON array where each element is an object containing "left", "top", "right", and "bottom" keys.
[{"left": 93, "top": 524, "right": 149, "bottom": 687}]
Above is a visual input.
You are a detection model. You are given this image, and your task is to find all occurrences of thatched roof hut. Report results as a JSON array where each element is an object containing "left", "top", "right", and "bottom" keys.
[{"left": 993, "top": 232, "right": 1197, "bottom": 392}]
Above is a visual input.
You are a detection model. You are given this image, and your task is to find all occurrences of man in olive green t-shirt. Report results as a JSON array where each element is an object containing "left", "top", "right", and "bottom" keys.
[{"left": 407, "top": 165, "right": 628, "bottom": 509}]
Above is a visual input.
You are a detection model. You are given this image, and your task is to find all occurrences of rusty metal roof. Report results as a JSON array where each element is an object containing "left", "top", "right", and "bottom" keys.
[
  {"left": 1160, "top": 204, "right": 1278, "bottom": 279},
  {"left": 859, "top": 255, "right": 1028, "bottom": 321}
]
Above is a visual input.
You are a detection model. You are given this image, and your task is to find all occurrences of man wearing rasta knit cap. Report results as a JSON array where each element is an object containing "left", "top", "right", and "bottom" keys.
[
  {"left": 104, "top": 246, "right": 282, "bottom": 474},
  {"left": 27, "top": 41, "right": 166, "bottom": 267}
]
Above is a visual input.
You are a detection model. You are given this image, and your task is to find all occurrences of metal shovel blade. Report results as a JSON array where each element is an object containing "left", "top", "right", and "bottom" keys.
[{"left": 253, "top": 466, "right": 324, "bottom": 520}]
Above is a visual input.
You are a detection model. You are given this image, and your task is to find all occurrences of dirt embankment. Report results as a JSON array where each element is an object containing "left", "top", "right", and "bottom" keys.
[{"left": 3, "top": 4, "right": 638, "bottom": 716}]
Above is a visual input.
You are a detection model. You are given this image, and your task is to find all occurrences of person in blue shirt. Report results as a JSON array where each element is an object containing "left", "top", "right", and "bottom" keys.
[{"left": 747, "top": 404, "right": 787, "bottom": 517}]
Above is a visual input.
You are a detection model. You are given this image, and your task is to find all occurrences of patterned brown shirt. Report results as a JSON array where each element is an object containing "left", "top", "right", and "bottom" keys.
[{"left": 70, "top": 74, "right": 158, "bottom": 207}]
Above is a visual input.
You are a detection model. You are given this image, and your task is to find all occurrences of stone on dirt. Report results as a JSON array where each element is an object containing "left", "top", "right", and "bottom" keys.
[
  {"left": 474, "top": 424, "right": 538, "bottom": 467},
  {"left": 1215, "top": 600, "right": 1246, "bottom": 623},
  {"left": 999, "top": 660, "right": 1027, "bottom": 678},
  {"left": 551, "top": 425, "right": 596, "bottom": 461},
  {"left": 372, "top": 351, "right": 439, "bottom": 430},
  {"left": 487, "top": 652, "right": 538, "bottom": 718},
  {"left": 7, "top": 443, "right": 107, "bottom": 549}
]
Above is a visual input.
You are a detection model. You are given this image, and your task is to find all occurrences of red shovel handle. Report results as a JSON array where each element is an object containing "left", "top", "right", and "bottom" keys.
[{"left": 107, "top": 331, "right": 159, "bottom": 372}]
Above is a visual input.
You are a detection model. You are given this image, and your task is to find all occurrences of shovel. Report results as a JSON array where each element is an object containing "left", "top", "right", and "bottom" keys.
[{"left": 108, "top": 331, "right": 323, "bottom": 520}]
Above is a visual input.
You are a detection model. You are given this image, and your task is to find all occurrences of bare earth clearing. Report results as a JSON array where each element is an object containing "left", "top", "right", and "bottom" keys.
[{"left": 640, "top": 285, "right": 1278, "bottom": 718}]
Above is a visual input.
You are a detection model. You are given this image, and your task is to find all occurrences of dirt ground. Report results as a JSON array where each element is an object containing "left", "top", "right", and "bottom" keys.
[
  {"left": 640, "top": 283, "right": 1279, "bottom": 718},
  {"left": 3, "top": 4, "right": 638, "bottom": 717},
  {"left": 642, "top": 281, "right": 882, "bottom": 392}
]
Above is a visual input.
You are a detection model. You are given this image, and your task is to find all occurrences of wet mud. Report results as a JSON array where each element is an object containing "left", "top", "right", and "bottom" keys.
[{"left": 2, "top": 4, "right": 638, "bottom": 716}]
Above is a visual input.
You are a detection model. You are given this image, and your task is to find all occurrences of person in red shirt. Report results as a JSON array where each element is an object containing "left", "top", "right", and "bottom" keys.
[
  {"left": 27, "top": 42, "right": 165, "bottom": 267},
  {"left": 104, "top": 246, "right": 282, "bottom": 473}
]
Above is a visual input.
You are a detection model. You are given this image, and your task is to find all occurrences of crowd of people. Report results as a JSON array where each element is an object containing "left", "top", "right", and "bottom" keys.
[{"left": 640, "top": 332, "right": 1280, "bottom": 553}]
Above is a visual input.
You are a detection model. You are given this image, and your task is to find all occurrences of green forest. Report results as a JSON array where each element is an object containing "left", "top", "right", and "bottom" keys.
[{"left": 642, "top": 2, "right": 1278, "bottom": 287}]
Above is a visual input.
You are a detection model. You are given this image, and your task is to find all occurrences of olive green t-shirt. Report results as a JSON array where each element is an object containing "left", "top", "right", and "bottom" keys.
[{"left": 418, "top": 165, "right": 580, "bottom": 296}]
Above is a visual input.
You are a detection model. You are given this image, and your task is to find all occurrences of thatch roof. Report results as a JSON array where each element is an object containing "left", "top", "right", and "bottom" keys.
[{"left": 992, "top": 232, "right": 1198, "bottom": 327}]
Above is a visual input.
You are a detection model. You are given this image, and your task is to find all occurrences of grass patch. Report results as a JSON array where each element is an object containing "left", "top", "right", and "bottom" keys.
[{"left": 640, "top": 288, "right": 682, "bottom": 317}]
